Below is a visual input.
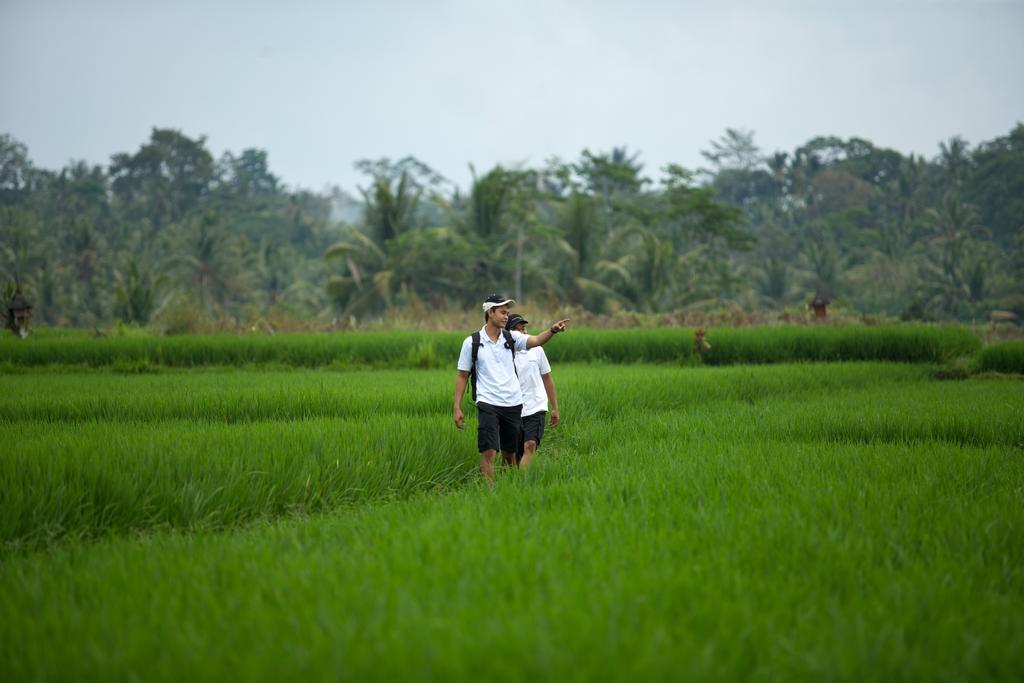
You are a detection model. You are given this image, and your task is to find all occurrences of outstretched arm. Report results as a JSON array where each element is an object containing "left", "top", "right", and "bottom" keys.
[
  {"left": 453, "top": 370, "right": 470, "bottom": 429},
  {"left": 541, "top": 372, "right": 559, "bottom": 427},
  {"left": 526, "top": 319, "right": 570, "bottom": 349}
]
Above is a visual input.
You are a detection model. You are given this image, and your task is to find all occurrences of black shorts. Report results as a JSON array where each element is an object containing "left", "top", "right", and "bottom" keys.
[
  {"left": 522, "top": 411, "right": 546, "bottom": 446},
  {"left": 477, "top": 402, "right": 523, "bottom": 454},
  {"left": 517, "top": 411, "right": 547, "bottom": 458}
]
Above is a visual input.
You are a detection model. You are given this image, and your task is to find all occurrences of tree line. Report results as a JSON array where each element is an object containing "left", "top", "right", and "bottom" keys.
[{"left": 1, "top": 124, "right": 1021, "bottom": 329}]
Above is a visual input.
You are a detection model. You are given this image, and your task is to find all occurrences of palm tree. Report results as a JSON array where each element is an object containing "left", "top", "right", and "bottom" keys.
[
  {"left": 575, "top": 147, "right": 646, "bottom": 239},
  {"left": 924, "top": 192, "right": 988, "bottom": 242},
  {"left": 758, "top": 257, "right": 791, "bottom": 306},
  {"left": 325, "top": 158, "right": 454, "bottom": 316},
  {"left": 589, "top": 224, "right": 678, "bottom": 312},
  {"left": 917, "top": 194, "right": 995, "bottom": 318},
  {"left": 803, "top": 234, "right": 843, "bottom": 300},
  {"left": 166, "top": 212, "right": 247, "bottom": 315},
  {"left": 467, "top": 165, "right": 519, "bottom": 240},
  {"left": 550, "top": 191, "right": 598, "bottom": 303},
  {"left": 113, "top": 257, "right": 159, "bottom": 324},
  {"left": 324, "top": 227, "right": 389, "bottom": 315},
  {"left": 464, "top": 166, "right": 555, "bottom": 303},
  {"left": 360, "top": 172, "right": 421, "bottom": 245},
  {"left": 882, "top": 154, "right": 927, "bottom": 256},
  {"left": 938, "top": 136, "right": 971, "bottom": 190}
]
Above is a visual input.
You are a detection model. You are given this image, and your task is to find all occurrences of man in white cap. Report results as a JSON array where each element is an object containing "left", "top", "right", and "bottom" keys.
[{"left": 453, "top": 293, "right": 569, "bottom": 482}]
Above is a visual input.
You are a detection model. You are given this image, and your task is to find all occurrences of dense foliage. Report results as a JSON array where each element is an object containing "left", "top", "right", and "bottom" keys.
[{"left": 1, "top": 124, "right": 1022, "bottom": 328}]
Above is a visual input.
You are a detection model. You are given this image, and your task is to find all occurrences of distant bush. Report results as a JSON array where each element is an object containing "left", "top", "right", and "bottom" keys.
[
  {"left": 156, "top": 298, "right": 209, "bottom": 336},
  {"left": 975, "top": 340, "right": 1024, "bottom": 375}
]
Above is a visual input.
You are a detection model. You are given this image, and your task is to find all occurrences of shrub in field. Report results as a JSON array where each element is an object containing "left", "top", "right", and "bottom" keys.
[
  {"left": 156, "top": 298, "right": 208, "bottom": 335},
  {"left": 975, "top": 340, "right": 1024, "bottom": 375}
]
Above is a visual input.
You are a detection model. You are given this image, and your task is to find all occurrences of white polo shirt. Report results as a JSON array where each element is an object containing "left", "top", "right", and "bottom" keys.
[
  {"left": 514, "top": 346, "right": 551, "bottom": 417},
  {"left": 457, "top": 327, "right": 528, "bottom": 407}
]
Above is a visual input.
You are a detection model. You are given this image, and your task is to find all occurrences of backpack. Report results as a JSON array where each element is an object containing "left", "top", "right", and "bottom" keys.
[{"left": 470, "top": 329, "right": 518, "bottom": 402}]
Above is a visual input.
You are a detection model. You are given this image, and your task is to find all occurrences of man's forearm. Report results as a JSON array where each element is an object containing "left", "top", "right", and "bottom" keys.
[
  {"left": 527, "top": 319, "right": 568, "bottom": 349},
  {"left": 454, "top": 374, "right": 468, "bottom": 409},
  {"left": 542, "top": 375, "right": 559, "bottom": 410},
  {"left": 527, "top": 328, "right": 555, "bottom": 349}
]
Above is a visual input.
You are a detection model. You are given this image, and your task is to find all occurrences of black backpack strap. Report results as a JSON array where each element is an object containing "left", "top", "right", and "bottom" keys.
[
  {"left": 470, "top": 332, "right": 481, "bottom": 402},
  {"left": 502, "top": 329, "right": 519, "bottom": 378}
]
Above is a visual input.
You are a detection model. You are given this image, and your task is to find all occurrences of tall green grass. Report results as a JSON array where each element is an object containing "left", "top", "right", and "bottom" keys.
[
  {"left": 0, "top": 324, "right": 982, "bottom": 368},
  {"left": 2, "top": 421, "right": 1021, "bottom": 681},
  {"left": 0, "top": 370, "right": 450, "bottom": 422},
  {"left": 0, "top": 363, "right": 923, "bottom": 423},
  {"left": 975, "top": 339, "right": 1024, "bottom": 374},
  {"left": 701, "top": 324, "right": 980, "bottom": 364},
  {"left": 3, "top": 364, "right": 1020, "bottom": 553},
  {"left": 0, "top": 331, "right": 455, "bottom": 368},
  {"left": 2, "top": 363, "right": 1022, "bottom": 680},
  {"left": 0, "top": 416, "right": 474, "bottom": 552},
  {"left": 17, "top": 328, "right": 92, "bottom": 340}
]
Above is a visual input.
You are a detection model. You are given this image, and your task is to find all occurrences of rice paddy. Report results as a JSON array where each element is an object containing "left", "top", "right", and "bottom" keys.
[
  {"left": 1, "top": 327, "right": 1021, "bottom": 681},
  {"left": 0, "top": 323, "right": 982, "bottom": 369},
  {"left": 976, "top": 339, "right": 1024, "bottom": 375}
]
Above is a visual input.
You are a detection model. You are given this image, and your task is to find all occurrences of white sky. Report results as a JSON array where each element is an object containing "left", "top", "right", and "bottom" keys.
[{"left": 2, "top": 0, "right": 1022, "bottom": 194}]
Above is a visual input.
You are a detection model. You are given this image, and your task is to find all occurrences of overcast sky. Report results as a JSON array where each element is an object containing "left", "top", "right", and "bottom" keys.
[{"left": 2, "top": 0, "right": 1022, "bottom": 194}]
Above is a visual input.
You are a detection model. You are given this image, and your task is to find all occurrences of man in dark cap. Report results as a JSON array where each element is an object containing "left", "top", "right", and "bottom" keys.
[
  {"left": 453, "top": 294, "right": 569, "bottom": 482},
  {"left": 505, "top": 313, "right": 560, "bottom": 469}
]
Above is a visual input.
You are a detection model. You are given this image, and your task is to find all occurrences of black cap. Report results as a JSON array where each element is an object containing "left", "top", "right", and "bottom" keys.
[{"left": 505, "top": 313, "right": 529, "bottom": 330}]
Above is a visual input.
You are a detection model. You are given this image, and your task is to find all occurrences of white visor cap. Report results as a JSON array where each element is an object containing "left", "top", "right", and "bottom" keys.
[{"left": 482, "top": 298, "right": 515, "bottom": 312}]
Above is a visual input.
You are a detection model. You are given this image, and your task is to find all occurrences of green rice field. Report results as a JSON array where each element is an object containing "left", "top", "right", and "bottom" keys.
[
  {"left": 1, "top": 327, "right": 1022, "bottom": 681},
  {"left": 0, "top": 323, "right": 983, "bottom": 369}
]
